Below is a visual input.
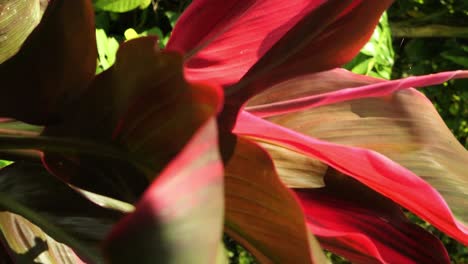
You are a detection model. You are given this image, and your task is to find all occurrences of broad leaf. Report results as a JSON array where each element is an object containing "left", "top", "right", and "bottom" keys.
[
  {"left": 0, "top": 118, "right": 42, "bottom": 136},
  {"left": 96, "top": 28, "right": 120, "bottom": 73},
  {"left": 229, "top": 0, "right": 393, "bottom": 102},
  {"left": 166, "top": 0, "right": 342, "bottom": 87},
  {"left": 296, "top": 169, "right": 450, "bottom": 264},
  {"left": 42, "top": 37, "right": 223, "bottom": 202},
  {"left": 0, "top": 0, "right": 96, "bottom": 124},
  {"left": 104, "top": 119, "right": 224, "bottom": 264},
  {"left": 0, "top": 0, "right": 46, "bottom": 63},
  {"left": 224, "top": 137, "right": 327, "bottom": 263},
  {"left": 245, "top": 69, "right": 468, "bottom": 230},
  {"left": 255, "top": 141, "right": 326, "bottom": 188},
  {"left": 234, "top": 111, "right": 468, "bottom": 245},
  {"left": 0, "top": 212, "right": 85, "bottom": 264},
  {"left": 168, "top": 0, "right": 391, "bottom": 103},
  {"left": 0, "top": 162, "right": 123, "bottom": 263}
]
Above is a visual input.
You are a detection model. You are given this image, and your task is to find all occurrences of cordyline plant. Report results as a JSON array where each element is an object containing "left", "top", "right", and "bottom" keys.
[{"left": 0, "top": 0, "right": 466, "bottom": 263}]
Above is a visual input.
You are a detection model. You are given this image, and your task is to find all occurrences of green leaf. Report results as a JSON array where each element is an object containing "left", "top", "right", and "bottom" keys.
[
  {"left": 246, "top": 69, "right": 468, "bottom": 230},
  {"left": 96, "top": 28, "right": 119, "bottom": 73},
  {"left": 344, "top": 12, "right": 394, "bottom": 80},
  {"left": 0, "top": 162, "right": 123, "bottom": 263},
  {"left": 441, "top": 50, "right": 468, "bottom": 68},
  {"left": 0, "top": 0, "right": 45, "bottom": 63},
  {"left": 124, "top": 28, "right": 139, "bottom": 40},
  {"left": 94, "top": 0, "right": 152, "bottom": 13}
]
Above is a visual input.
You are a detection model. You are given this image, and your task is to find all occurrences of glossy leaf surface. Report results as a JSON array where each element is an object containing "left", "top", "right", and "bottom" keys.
[{"left": 43, "top": 37, "right": 223, "bottom": 202}]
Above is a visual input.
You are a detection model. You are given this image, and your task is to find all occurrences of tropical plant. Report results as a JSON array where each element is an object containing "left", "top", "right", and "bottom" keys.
[{"left": 0, "top": 0, "right": 466, "bottom": 263}]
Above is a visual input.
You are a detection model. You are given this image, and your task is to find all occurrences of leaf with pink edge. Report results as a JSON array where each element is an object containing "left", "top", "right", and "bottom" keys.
[
  {"left": 0, "top": 0, "right": 96, "bottom": 124},
  {"left": 224, "top": 137, "right": 327, "bottom": 263},
  {"left": 104, "top": 119, "right": 225, "bottom": 264}
]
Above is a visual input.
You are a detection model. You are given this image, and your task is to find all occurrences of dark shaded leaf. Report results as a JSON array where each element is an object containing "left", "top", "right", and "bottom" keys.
[
  {"left": 0, "top": 0, "right": 96, "bottom": 124},
  {"left": 224, "top": 137, "right": 327, "bottom": 263},
  {"left": 104, "top": 119, "right": 225, "bottom": 264}
]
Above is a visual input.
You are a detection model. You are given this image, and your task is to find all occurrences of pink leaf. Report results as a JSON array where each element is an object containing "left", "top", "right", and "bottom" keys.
[
  {"left": 234, "top": 111, "right": 468, "bottom": 245},
  {"left": 168, "top": 0, "right": 379, "bottom": 91},
  {"left": 295, "top": 169, "right": 450, "bottom": 264}
]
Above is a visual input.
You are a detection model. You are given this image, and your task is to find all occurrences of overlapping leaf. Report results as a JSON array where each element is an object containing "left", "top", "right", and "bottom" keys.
[
  {"left": 296, "top": 169, "right": 450, "bottom": 264},
  {"left": 104, "top": 119, "right": 224, "bottom": 264},
  {"left": 244, "top": 69, "right": 468, "bottom": 233},
  {"left": 93, "top": 0, "right": 151, "bottom": 13},
  {"left": 0, "top": 212, "right": 85, "bottom": 264},
  {"left": 0, "top": 0, "right": 96, "bottom": 124},
  {"left": 168, "top": 0, "right": 392, "bottom": 104},
  {"left": 0, "top": 0, "right": 46, "bottom": 63},
  {"left": 0, "top": 162, "right": 123, "bottom": 263},
  {"left": 224, "top": 137, "right": 327, "bottom": 263},
  {"left": 42, "top": 37, "right": 223, "bottom": 202},
  {"left": 230, "top": 0, "right": 393, "bottom": 102}
]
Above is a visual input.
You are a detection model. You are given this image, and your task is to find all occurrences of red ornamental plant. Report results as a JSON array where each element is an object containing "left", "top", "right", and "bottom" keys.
[{"left": 0, "top": 0, "right": 466, "bottom": 263}]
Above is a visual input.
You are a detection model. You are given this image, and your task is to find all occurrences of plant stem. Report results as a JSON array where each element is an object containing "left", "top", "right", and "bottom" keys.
[{"left": 391, "top": 24, "right": 468, "bottom": 38}]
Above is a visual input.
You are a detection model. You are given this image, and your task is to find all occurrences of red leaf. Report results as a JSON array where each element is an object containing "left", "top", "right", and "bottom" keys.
[
  {"left": 296, "top": 169, "right": 450, "bottom": 264},
  {"left": 167, "top": 0, "right": 333, "bottom": 87},
  {"left": 104, "top": 119, "right": 224, "bottom": 264},
  {"left": 234, "top": 112, "right": 468, "bottom": 245},
  {"left": 246, "top": 69, "right": 468, "bottom": 117},
  {"left": 228, "top": 0, "right": 393, "bottom": 102}
]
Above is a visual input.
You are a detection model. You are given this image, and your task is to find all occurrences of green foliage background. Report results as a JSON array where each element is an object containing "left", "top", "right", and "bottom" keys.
[{"left": 92, "top": 0, "right": 467, "bottom": 263}]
